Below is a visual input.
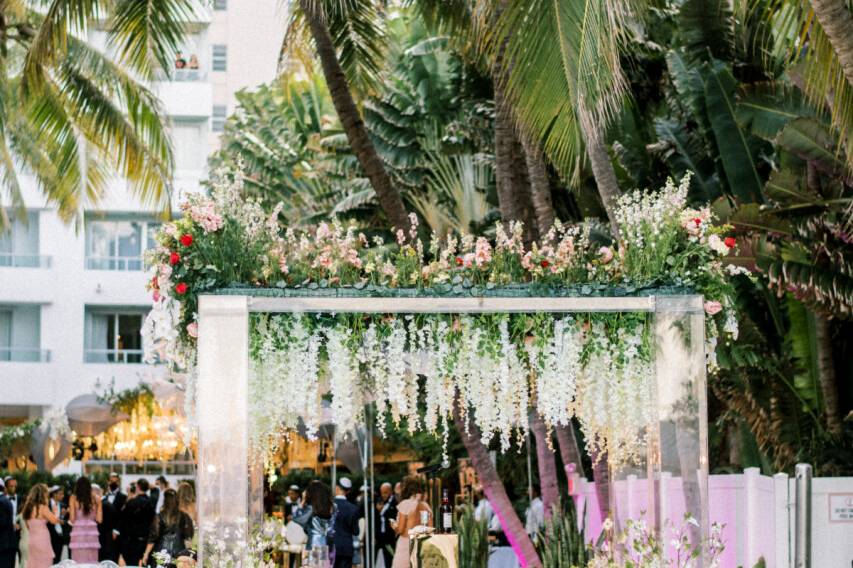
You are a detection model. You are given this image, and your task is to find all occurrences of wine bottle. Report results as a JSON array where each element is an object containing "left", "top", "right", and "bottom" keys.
[{"left": 440, "top": 489, "right": 453, "bottom": 533}]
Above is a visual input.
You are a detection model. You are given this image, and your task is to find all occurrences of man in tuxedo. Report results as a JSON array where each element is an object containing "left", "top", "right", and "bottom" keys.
[
  {"left": 1, "top": 478, "right": 18, "bottom": 564},
  {"left": 94, "top": 485, "right": 119, "bottom": 561},
  {"left": 374, "top": 482, "right": 397, "bottom": 568},
  {"left": 106, "top": 472, "right": 128, "bottom": 512},
  {"left": 332, "top": 478, "right": 360, "bottom": 568},
  {"left": 152, "top": 475, "right": 168, "bottom": 513},
  {"left": 118, "top": 479, "right": 155, "bottom": 566},
  {"left": 0, "top": 480, "right": 15, "bottom": 568},
  {"left": 48, "top": 486, "right": 67, "bottom": 563}
]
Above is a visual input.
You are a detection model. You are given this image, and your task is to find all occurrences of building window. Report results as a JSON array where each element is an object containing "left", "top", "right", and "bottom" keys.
[
  {"left": 212, "top": 44, "right": 227, "bottom": 71},
  {"left": 85, "top": 217, "right": 159, "bottom": 271},
  {"left": 213, "top": 0, "right": 227, "bottom": 10},
  {"left": 0, "top": 212, "right": 47, "bottom": 268},
  {"left": 0, "top": 304, "right": 46, "bottom": 362},
  {"left": 84, "top": 308, "right": 147, "bottom": 363},
  {"left": 212, "top": 105, "right": 228, "bottom": 133}
]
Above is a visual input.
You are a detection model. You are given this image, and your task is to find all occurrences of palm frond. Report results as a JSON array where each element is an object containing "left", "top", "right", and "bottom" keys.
[{"left": 107, "top": 0, "right": 198, "bottom": 80}]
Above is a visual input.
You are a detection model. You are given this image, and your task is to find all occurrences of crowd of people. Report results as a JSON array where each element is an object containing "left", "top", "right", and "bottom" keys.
[
  {"left": 0, "top": 473, "right": 195, "bottom": 568},
  {"left": 280, "top": 475, "right": 433, "bottom": 568}
]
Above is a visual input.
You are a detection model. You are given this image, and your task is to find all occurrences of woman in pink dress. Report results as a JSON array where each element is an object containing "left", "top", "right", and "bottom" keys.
[
  {"left": 390, "top": 476, "right": 432, "bottom": 568},
  {"left": 21, "top": 483, "right": 61, "bottom": 568},
  {"left": 69, "top": 476, "right": 103, "bottom": 562}
]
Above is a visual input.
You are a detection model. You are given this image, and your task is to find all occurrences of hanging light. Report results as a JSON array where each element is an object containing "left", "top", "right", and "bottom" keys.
[{"left": 94, "top": 399, "right": 190, "bottom": 462}]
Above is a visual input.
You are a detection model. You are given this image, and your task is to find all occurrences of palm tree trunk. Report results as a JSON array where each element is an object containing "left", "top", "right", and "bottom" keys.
[
  {"left": 813, "top": 313, "right": 841, "bottom": 434},
  {"left": 454, "top": 407, "right": 542, "bottom": 568},
  {"left": 592, "top": 456, "right": 611, "bottom": 523},
  {"left": 530, "top": 413, "right": 560, "bottom": 520},
  {"left": 554, "top": 423, "right": 585, "bottom": 479},
  {"left": 581, "top": 127, "right": 622, "bottom": 240},
  {"left": 808, "top": 0, "right": 853, "bottom": 89},
  {"left": 520, "top": 136, "right": 555, "bottom": 234},
  {"left": 298, "top": 0, "right": 410, "bottom": 231}
]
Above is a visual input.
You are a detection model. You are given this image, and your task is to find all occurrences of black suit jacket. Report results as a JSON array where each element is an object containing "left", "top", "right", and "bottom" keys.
[
  {"left": 332, "top": 497, "right": 359, "bottom": 557},
  {"left": 119, "top": 495, "right": 155, "bottom": 549},
  {"left": 99, "top": 498, "right": 119, "bottom": 560},
  {"left": 375, "top": 495, "right": 398, "bottom": 545},
  {"left": 0, "top": 496, "right": 14, "bottom": 552},
  {"left": 107, "top": 490, "right": 127, "bottom": 513}
]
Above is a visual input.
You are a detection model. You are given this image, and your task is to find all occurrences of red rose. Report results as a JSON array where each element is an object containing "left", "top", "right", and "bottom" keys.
[
  {"left": 693, "top": 218, "right": 702, "bottom": 226},
  {"left": 540, "top": 260, "right": 550, "bottom": 268},
  {"left": 179, "top": 234, "right": 193, "bottom": 247},
  {"left": 175, "top": 282, "right": 188, "bottom": 295},
  {"left": 455, "top": 257, "right": 463, "bottom": 266},
  {"left": 724, "top": 237, "right": 736, "bottom": 248},
  {"left": 150, "top": 276, "right": 159, "bottom": 290},
  {"left": 169, "top": 252, "right": 181, "bottom": 265}
]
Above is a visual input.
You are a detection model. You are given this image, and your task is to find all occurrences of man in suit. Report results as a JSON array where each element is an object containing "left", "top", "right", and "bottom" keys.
[
  {"left": 374, "top": 482, "right": 397, "bottom": 568},
  {"left": 0, "top": 480, "right": 15, "bottom": 568},
  {"left": 48, "top": 486, "right": 67, "bottom": 563},
  {"left": 332, "top": 478, "right": 360, "bottom": 568},
  {"left": 117, "top": 479, "right": 155, "bottom": 566},
  {"left": 152, "top": 475, "right": 168, "bottom": 513},
  {"left": 94, "top": 485, "right": 119, "bottom": 561},
  {"left": 1, "top": 478, "right": 18, "bottom": 564},
  {"left": 106, "top": 472, "right": 128, "bottom": 512}
]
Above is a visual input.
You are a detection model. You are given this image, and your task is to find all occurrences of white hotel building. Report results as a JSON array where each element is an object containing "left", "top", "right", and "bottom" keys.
[{"left": 0, "top": 2, "right": 284, "bottom": 430}]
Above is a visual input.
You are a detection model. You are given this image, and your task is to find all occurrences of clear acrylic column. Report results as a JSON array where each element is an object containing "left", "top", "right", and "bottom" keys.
[
  {"left": 609, "top": 295, "right": 709, "bottom": 561},
  {"left": 197, "top": 295, "right": 253, "bottom": 567}
]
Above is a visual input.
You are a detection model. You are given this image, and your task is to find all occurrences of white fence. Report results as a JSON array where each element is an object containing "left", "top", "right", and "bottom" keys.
[{"left": 568, "top": 468, "right": 853, "bottom": 567}]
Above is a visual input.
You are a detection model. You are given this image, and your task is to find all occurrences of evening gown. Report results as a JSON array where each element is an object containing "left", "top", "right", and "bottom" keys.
[
  {"left": 27, "top": 517, "right": 55, "bottom": 568},
  {"left": 391, "top": 499, "right": 431, "bottom": 568},
  {"left": 69, "top": 504, "right": 101, "bottom": 562}
]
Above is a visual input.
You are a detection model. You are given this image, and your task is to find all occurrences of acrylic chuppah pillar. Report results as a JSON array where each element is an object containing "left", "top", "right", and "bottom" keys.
[{"left": 196, "top": 292, "right": 710, "bottom": 566}]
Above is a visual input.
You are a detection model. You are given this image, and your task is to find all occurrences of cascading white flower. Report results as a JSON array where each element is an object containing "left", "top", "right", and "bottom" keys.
[
  {"left": 326, "top": 324, "right": 361, "bottom": 437},
  {"left": 533, "top": 317, "right": 583, "bottom": 427}
]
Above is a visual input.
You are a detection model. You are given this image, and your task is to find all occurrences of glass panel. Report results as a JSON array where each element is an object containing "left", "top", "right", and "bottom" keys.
[
  {"left": 85, "top": 312, "right": 111, "bottom": 362},
  {"left": 116, "top": 221, "right": 143, "bottom": 270},
  {"left": 107, "top": 314, "right": 117, "bottom": 362},
  {"left": 0, "top": 310, "right": 10, "bottom": 362},
  {"left": 118, "top": 314, "right": 143, "bottom": 363},
  {"left": 87, "top": 221, "right": 114, "bottom": 270},
  {"left": 147, "top": 223, "right": 161, "bottom": 251}
]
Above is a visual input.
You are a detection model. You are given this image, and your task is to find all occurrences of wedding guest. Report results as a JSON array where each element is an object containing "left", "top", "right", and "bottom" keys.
[
  {"left": 153, "top": 476, "right": 169, "bottom": 513},
  {"left": 0, "top": 479, "right": 14, "bottom": 568},
  {"left": 285, "top": 485, "right": 301, "bottom": 522},
  {"left": 391, "top": 477, "right": 432, "bottom": 568},
  {"left": 393, "top": 482, "right": 402, "bottom": 504},
  {"left": 118, "top": 479, "right": 155, "bottom": 566},
  {"left": 21, "top": 484, "right": 61, "bottom": 568},
  {"left": 374, "top": 482, "right": 397, "bottom": 568},
  {"left": 107, "top": 472, "right": 128, "bottom": 512},
  {"left": 177, "top": 482, "right": 196, "bottom": 527},
  {"left": 293, "top": 480, "right": 333, "bottom": 551},
  {"left": 175, "top": 52, "right": 187, "bottom": 69},
  {"left": 69, "top": 476, "right": 102, "bottom": 562},
  {"left": 332, "top": 478, "right": 359, "bottom": 568},
  {"left": 94, "top": 485, "right": 119, "bottom": 562},
  {"left": 188, "top": 54, "right": 199, "bottom": 70},
  {"left": 2, "top": 477, "right": 19, "bottom": 563},
  {"left": 48, "top": 486, "right": 67, "bottom": 563},
  {"left": 141, "top": 489, "right": 194, "bottom": 567},
  {"left": 524, "top": 485, "right": 545, "bottom": 541}
]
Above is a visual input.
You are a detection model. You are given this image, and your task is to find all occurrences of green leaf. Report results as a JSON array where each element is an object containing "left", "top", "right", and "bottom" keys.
[
  {"left": 736, "top": 82, "right": 815, "bottom": 142},
  {"left": 702, "top": 60, "right": 764, "bottom": 203},
  {"left": 775, "top": 118, "right": 850, "bottom": 182}
]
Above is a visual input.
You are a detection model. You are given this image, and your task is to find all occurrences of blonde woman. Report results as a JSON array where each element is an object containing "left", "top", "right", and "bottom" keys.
[
  {"left": 177, "top": 482, "right": 196, "bottom": 527},
  {"left": 390, "top": 477, "right": 432, "bottom": 568},
  {"left": 20, "top": 484, "right": 61, "bottom": 568}
]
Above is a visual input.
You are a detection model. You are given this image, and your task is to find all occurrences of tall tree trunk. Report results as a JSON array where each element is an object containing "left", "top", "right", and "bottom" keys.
[
  {"left": 530, "top": 413, "right": 560, "bottom": 520},
  {"left": 520, "top": 136, "right": 555, "bottom": 234},
  {"left": 554, "top": 423, "right": 585, "bottom": 479},
  {"left": 814, "top": 313, "right": 841, "bottom": 434},
  {"left": 454, "top": 408, "right": 542, "bottom": 568},
  {"left": 592, "top": 457, "right": 611, "bottom": 523},
  {"left": 581, "top": 127, "right": 622, "bottom": 240},
  {"left": 808, "top": 0, "right": 853, "bottom": 89},
  {"left": 298, "top": 0, "right": 409, "bottom": 231}
]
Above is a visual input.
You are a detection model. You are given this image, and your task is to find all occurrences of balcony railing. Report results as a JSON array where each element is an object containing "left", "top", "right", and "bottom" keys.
[
  {"left": 155, "top": 69, "right": 208, "bottom": 82},
  {"left": 0, "top": 347, "right": 51, "bottom": 362},
  {"left": 84, "top": 348, "right": 144, "bottom": 364},
  {"left": 0, "top": 253, "right": 51, "bottom": 268},
  {"left": 85, "top": 256, "right": 144, "bottom": 271}
]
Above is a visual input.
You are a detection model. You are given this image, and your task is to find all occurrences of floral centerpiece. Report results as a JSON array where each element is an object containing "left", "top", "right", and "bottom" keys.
[{"left": 143, "top": 171, "right": 742, "bottom": 467}]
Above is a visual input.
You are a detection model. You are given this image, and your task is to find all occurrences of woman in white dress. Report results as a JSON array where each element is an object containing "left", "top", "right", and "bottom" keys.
[{"left": 390, "top": 477, "right": 432, "bottom": 568}]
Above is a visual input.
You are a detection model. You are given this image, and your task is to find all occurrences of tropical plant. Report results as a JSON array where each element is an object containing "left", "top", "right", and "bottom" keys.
[
  {"left": 457, "top": 500, "right": 490, "bottom": 568},
  {"left": 0, "top": 0, "right": 194, "bottom": 227},
  {"left": 534, "top": 502, "right": 588, "bottom": 568}
]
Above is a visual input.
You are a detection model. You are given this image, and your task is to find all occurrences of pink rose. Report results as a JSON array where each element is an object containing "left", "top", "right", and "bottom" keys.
[
  {"left": 599, "top": 246, "right": 614, "bottom": 264},
  {"left": 186, "top": 322, "right": 199, "bottom": 338},
  {"left": 704, "top": 301, "right": 722, "bottom": 315}
]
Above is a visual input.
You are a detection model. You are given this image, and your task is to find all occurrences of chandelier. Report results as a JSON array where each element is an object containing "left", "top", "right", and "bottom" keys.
[{"left": 96, "top": 400, "right": 191, "bottom": 462}]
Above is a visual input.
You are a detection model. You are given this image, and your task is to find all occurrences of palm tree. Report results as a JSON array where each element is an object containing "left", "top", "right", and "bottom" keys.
[
  {"left": 807, "top": 0, "right": 853, "bottom": 89},
  {"left": 291, "top": 0, "right": 410, "bottom": 230},
  {"left": 0, "top": 0, "right": 194, "bottom": 227}
]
